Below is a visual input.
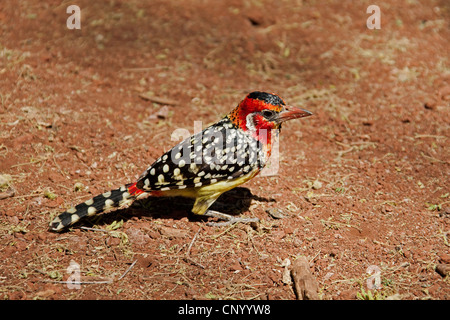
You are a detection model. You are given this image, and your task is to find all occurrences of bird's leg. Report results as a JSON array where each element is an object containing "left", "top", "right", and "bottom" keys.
[{"left": 203, "top": 209, "right": 259, "bottom": 227}]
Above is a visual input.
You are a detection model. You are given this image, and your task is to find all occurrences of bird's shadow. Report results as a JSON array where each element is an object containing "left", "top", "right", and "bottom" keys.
[{"left": 71, "top": 187, "right": 275, "bottom": 230}]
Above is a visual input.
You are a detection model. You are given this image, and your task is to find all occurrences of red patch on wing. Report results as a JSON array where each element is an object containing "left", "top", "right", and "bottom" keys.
[{"left": 127, "top": 182, "right": 145, "bottom": 197}]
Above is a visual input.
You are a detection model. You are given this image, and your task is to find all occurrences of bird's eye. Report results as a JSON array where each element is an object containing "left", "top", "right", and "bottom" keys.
[{"left": 262, "top": 110, "right": 275, "bottom": 119}]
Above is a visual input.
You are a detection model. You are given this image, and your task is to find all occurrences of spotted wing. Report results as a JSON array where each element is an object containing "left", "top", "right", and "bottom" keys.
[{"left": 135, "top": 118, "right": 265, "bottom": 192}]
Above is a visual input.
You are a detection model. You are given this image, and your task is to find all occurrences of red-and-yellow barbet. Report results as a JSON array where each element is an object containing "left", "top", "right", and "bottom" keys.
[{"left": 49, "top": 91, "right": 312, "bottom": 231}]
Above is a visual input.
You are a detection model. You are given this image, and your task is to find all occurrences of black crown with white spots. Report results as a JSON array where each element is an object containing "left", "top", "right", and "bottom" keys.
[{"left": 247, "top": 91, "right": 285, "bottom": 106}]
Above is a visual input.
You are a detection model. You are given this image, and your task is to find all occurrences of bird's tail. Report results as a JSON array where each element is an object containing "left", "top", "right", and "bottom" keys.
[{"left": 49, "top": 182, "right": 144, "bottom": 232}]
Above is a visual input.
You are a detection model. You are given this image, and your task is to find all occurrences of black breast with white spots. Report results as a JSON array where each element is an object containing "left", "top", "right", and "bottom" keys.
[{"left": 136, "top": 117, "right": 267, "bottom": 191}]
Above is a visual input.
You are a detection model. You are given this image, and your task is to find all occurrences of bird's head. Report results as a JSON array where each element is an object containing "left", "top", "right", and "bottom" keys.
[{"left": 228, "top": 91, "right": 313, "bottom": 137}]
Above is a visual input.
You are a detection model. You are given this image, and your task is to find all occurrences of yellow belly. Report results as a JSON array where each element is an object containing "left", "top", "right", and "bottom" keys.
[{"left": 151, "top": 169, "right": 260, "bottom": 215}]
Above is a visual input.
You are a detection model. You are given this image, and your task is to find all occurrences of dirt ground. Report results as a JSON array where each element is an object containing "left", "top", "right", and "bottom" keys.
[{"left": 0, "top": 0, "right": 449, "bottom": 300}]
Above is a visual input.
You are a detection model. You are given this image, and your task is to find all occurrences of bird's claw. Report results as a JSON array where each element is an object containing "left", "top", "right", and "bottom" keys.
[{"left": 204, "top": 210, "right": 259, "bottom": 227}]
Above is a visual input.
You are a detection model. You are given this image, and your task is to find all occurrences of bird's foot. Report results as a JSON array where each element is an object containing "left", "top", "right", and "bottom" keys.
[{"left": 203, "top": 210, "right": 259, "bottom": 227}]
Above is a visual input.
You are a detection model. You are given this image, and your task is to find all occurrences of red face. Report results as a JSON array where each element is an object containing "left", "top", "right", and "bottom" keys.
[
  {"left": 227, "top": 91, "right": 312, "bottom": 153},
  {"left": 228, "top": 92, "right": 312, "bottom": 132}
]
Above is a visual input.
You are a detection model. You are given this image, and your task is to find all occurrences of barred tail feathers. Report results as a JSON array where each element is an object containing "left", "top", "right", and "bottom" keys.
[{"left": 49, "top": 183, "right": 144, "bottom": 232}]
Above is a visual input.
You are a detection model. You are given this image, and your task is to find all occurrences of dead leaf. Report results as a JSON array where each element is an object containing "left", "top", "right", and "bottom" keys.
[{"left": 291, "top": 257, "right": 319, "bottom": 300}]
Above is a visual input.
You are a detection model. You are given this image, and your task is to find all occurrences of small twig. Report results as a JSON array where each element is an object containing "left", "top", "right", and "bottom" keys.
[
  {"left": 420, "top": 152, "right": 448, "bottom": 164},
  {"left": 138, "top": 93, "right": 179, "bottom": 105},
  {"left": 42, "top": 279, "right": 113, "bottom": 285},
  {"left": 320, "top": 219, "right": 362, "bottom": 233},
  {"left": 210, "top": 223, "right": 238, "bottom": 240},
  {"left": 80, "top": 226, "right": 110, "bottom": 233},
  {"left": 186, "top": 227, "right": 202, "bottom": 256},
  {"left": 309, "top": 250, "right": 322, "bottom": 264},
  {"left": 10, "top": 157, "right": 48, "bottom": 168},
  {"left": 336, "top": 147, "right": 355, "bottom": 158},
  {"left": 12, "top": 192, "right": 44, "bottom": 199},
  {"left": 414, "top": 134, "right": 446, "bottom": 139},
  {"left": 183, "top": 257, "right": 206, "bottom": 269},
  {"left": 184, "top": 227, "right": 205, "bottom": 269},
  {"left": 118, "top": 260, "right": 138, "bottom": 280}
]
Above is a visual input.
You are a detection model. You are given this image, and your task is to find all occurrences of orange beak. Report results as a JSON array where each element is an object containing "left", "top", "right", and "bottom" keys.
[{"left": 278, "top": 105, "right": 313, "bottom": 122}]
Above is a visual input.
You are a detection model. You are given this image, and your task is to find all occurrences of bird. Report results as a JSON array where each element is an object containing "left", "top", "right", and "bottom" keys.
[{"left": 49, "top": 91, "right": 312, "bottom": 232}]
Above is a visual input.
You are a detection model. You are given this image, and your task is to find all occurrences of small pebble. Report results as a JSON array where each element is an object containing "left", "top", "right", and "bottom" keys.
[
  {"left": 266, "top": 208, "right": 287, "bottom": 219},
  {"left": 435, "top": 264, "right": 450, "bottom": 277}
]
